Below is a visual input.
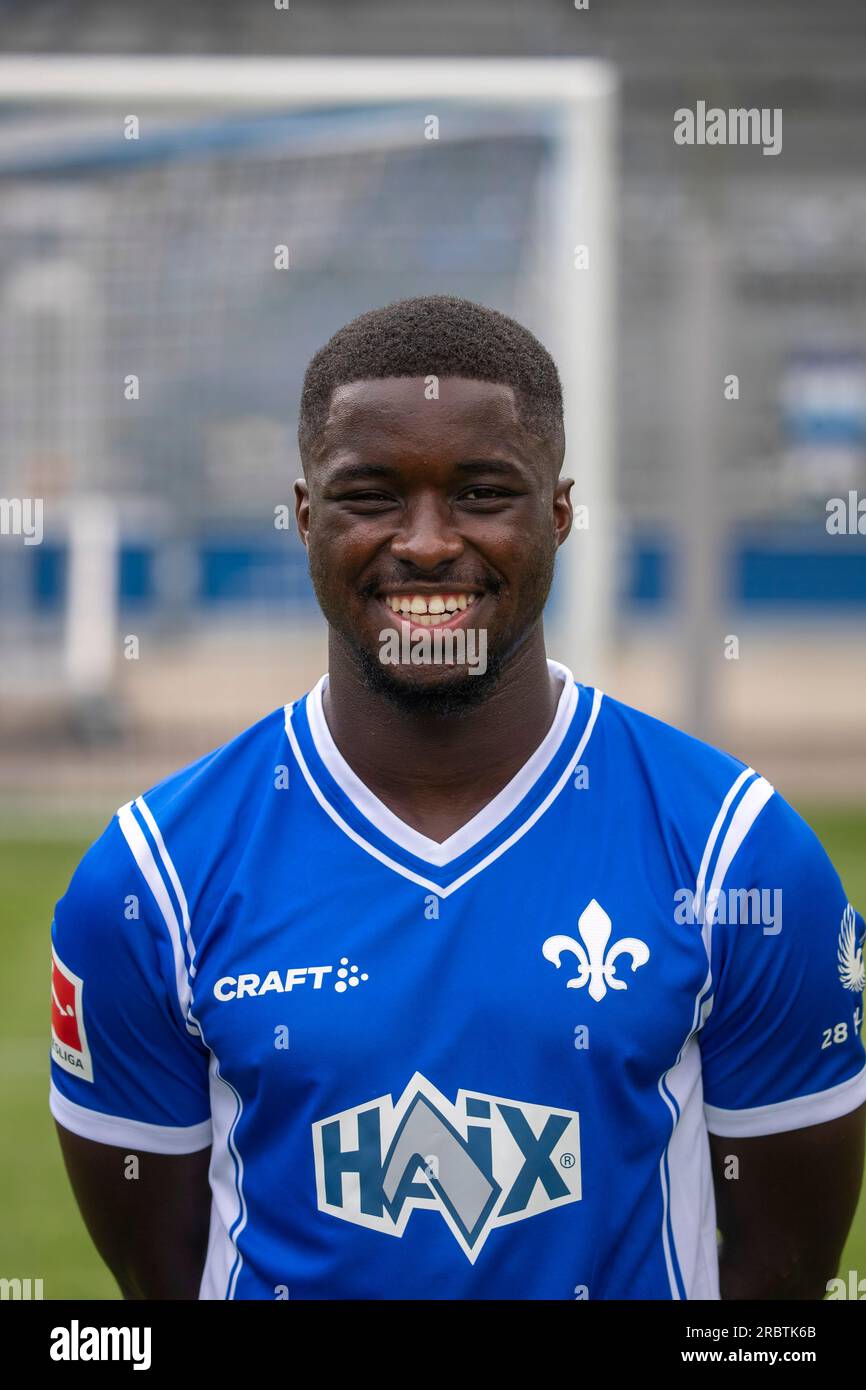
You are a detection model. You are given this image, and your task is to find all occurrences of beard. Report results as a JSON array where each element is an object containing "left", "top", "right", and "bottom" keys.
[
  {"left": 346, "top": 632, "right": 506, "bottom": 717},
  {"left": 307, "top": 529, "right": 556, "bottom": 718}
]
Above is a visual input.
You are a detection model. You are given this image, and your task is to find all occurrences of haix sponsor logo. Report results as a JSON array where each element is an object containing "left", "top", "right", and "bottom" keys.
[
  {"left": 312, "top": 1072, "right": 581, "bottom": 1262},
  {"left": 49, "top": 1320, "right": 151, "bottom": 1370},
  {"left": 214, "top": 957, "right": 368, "bottom": 1001}
]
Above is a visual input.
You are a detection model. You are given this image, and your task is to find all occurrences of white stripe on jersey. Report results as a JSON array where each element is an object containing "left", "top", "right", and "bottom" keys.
[
  {"left": 135, "top": 794, "right": 197, "bottom": 976},
  {"left": 659, "top": 767, "right": 774, "bottom": 1299},
  {"left": 117, "top": 799, "right": 198, "bottom": 1034},
  {"left": 284, "top": 681, "right": 604, "bottom": 898}
]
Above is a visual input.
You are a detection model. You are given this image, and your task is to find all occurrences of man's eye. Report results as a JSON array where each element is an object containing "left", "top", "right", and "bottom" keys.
[{"left": 460, "top": 487, "right": 510, "bottom": 501}]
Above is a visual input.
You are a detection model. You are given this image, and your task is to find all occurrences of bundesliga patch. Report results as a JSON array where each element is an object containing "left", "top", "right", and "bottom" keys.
[
  {"left": 313, "top": 1072, "right": 581, "bottom": 1262},
  {"left": 51, "top": 945, "right": 93, "bottom": 1082}
]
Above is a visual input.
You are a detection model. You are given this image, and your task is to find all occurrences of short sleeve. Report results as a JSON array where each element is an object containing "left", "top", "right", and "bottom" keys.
[
  {"left": 49, "top": 814, "right": 212, "bottom": 1153},
  {"left": 699, "top": 790, "right": 866, "bottom": 1137}
]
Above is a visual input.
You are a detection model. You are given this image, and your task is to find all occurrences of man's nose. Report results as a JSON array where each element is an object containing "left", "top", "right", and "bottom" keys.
[{"left": 389, "top": 496, "right": 464, "bottom": 570}]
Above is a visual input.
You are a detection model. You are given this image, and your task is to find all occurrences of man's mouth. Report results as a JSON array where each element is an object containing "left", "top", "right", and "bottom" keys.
[{"left": 376, "top": 591, "right": 483, "bottom": 630}]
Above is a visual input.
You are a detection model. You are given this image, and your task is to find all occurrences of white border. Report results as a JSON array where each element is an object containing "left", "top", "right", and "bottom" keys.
[
  {"left": 306, "top": 659, "right": 577, "bottom": 866},
  {"left": 286, "top": 673, "right": 604, "bottom": 896},
  {"left": 50, "top": 1079, "right": 212, "bottom": 1154},
  {"left": 705, "top": 1061, "right": 866, "bottom": 1138}
]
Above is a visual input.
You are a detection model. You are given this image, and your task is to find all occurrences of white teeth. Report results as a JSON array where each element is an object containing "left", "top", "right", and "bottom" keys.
[{"left": 381, "top": 592, "right": 479, "bottom": 618}]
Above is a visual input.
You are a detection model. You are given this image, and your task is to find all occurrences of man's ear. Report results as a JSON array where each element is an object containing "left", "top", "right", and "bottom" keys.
[
  {"left": 294, "top": 478, "right": 310, "bottom": 549},
  {"left": 553, "top": 478, "right": 574, "bottom": 548}
]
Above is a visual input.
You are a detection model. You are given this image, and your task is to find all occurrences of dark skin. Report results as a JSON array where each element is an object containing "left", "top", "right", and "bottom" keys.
[
  {"left": 296, "top": 376, "right": 570, "bottom": 839},
  {"left": 54, "top": 1131, "right": 210, "bottom": 1300},
  {"left": 57, "top": 374, "right": 865, "bottom": 1297}
]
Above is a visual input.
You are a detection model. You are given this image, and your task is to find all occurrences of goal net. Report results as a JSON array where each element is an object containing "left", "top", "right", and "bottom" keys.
[{"left": 0, "top": 58, "right": 616, "bottom": 740}]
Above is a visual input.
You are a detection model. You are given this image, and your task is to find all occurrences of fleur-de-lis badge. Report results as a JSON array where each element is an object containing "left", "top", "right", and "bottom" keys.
[{"left": 542, "top": 899, "right": 650, "bottom": 1002}]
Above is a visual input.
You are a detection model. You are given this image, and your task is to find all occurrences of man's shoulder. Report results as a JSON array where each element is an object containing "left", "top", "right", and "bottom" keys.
[
  {"left": 595, "top": 688, "right": 753, "bottom": 791},
  {"left": 593, "top": 690, "right": 840, "bottom": 892},
  {"left": 72, "top": 697, "right": 310, "bottom": 905}
]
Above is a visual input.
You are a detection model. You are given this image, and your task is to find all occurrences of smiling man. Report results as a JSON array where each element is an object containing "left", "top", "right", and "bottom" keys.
[{"left": 50, "top": 296, "right": 866, "bottom": 1300}]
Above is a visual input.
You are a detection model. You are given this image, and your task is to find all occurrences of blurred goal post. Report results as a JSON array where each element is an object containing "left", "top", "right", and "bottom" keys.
[{"left": 0, "top": 54, "right": 617, "bottom": 696}]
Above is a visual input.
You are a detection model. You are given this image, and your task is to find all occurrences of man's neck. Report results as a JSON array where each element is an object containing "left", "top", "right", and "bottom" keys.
[{"left": 320, "top": 629, "right": 563, "bottom": 842}]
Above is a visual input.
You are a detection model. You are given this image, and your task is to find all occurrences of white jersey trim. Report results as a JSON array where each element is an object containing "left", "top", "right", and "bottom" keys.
[
  {"left": 50, "top": 1079, "right": 212, "bottom": 1154},
  {"left": 305, "top": 657, "right": 578, "bottom": 867},
  {"left": 659, "top": 766, "right": 776, "bottom": 1297},
  {"left": 286, "top": 677, "right": 603, "bottom": 897},
  {"left": 117, "top": 799, "right": 199, "bottom": 1035},
  {"left": 690, "top": 770, "right": 775, "bottom": 1034},
  {"left": 705, "top": 1060, "right": 866, "bottom": 1137},
  {"left": 197, "top": 1049, "right": 247, "bottom": 1300},
  {"left": 694, "top": 767, "right": 757, "bottom": 941},
  {"left": 657, "top": 1035, "right": 721, "bottom": 1301},
  {"left": 134, "top": 794, "right": 197, "bottom": 976}
]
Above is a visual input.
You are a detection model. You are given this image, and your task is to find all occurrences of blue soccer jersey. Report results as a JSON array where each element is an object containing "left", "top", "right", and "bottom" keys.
[{"left": 49, "top": 660, "right": 866, "bottom": 1300}]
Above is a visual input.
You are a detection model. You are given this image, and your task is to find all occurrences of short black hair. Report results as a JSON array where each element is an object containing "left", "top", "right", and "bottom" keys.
[{"left": 298, "top": 295, "right": 564, "bottom": 467}]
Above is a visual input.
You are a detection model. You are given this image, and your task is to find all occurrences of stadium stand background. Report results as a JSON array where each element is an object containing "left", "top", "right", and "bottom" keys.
[{"left": 1, "top": 0, "right": 865, "bottom": 812}]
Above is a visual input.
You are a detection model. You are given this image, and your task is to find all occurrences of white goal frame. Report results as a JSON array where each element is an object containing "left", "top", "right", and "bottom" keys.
[{"left": 0, "top": 55, "right": 618, "bottom": 689}]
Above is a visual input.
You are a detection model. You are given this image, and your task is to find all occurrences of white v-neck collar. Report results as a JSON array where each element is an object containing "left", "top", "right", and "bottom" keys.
[{"left": 303, "top": 658, "right": 579, "bottom": 868}]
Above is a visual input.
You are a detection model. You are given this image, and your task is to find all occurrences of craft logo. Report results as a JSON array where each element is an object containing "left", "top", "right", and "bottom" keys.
[
  {"left": 312, "top": 1072, "right": 581, "bottom": 1262},
  {"left": 51, "top": 947, "right": 93, "bottom": 1082}
]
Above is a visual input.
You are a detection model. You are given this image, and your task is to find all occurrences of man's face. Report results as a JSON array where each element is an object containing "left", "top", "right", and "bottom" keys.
[{"left": 295, "top": 376, "right": 573, "bottom": 709}]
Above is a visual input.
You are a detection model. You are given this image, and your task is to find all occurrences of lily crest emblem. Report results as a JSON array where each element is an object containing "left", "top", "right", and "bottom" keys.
[{"left": 542, "top": 899, "right": 650, "bottom": 1002}]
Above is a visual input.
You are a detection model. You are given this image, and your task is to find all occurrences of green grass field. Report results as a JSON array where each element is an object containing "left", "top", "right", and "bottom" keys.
[{"left": 2, "top": 809, "right": 865, "bottom": 1300}]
